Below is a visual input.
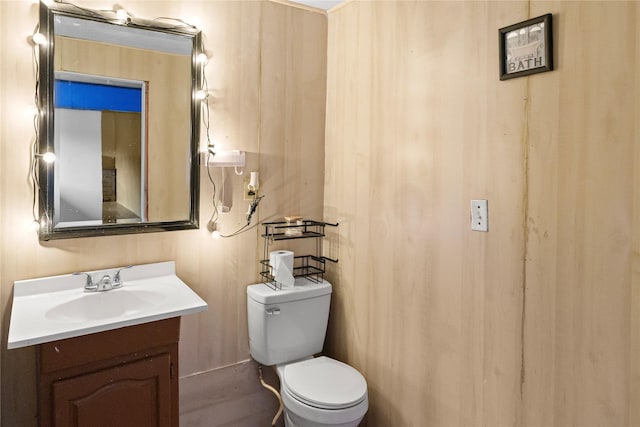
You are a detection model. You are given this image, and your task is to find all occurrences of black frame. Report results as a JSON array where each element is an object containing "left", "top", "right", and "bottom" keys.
[
  {"left": 38, "top": 0, "right": 202, "bottom": 241},
  {"left": 499, "top": 14, "right": 553, "bottom": 80}
]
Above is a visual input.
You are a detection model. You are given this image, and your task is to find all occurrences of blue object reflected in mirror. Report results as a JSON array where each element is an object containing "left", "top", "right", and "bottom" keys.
[{"left": 55, "top": 80, "right": 142, "bottom": 112}]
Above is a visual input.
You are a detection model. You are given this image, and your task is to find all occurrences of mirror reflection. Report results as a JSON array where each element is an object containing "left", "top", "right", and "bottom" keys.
[{"left": 39, "top": 2, "right": 201, "bottom": 239}]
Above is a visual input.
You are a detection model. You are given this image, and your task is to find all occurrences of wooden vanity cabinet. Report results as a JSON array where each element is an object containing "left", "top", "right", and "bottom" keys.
[{"left": 37, "top": 317, "right": 180, "bottom": 427}]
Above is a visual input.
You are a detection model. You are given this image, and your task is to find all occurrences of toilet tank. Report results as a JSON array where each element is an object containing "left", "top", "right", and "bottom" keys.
[{"left": 247, "top": 278, "right": 332, "bottom": 366}]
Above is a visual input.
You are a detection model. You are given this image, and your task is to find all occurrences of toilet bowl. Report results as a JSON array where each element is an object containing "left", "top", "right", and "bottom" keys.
[{"left": 277, "top": 357, "right": 368, "bottom": 427}]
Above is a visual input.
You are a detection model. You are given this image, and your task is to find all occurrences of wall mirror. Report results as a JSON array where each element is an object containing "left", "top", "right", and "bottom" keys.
[{"left": 37, "top": 0, "right": 202, "bottom": 240}]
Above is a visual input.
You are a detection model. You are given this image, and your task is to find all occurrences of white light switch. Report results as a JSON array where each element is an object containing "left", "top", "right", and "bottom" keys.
[{"left": 471, "top": 199, "right": 488, "bottom": 232}]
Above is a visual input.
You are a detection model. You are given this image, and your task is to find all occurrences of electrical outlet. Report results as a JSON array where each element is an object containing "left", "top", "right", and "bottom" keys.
[
  {"left": 243, "top": 178, "right": 257, "bottom": 200},
  {"left": 471, "top": 199, "right": 488, "bottom": 232}
]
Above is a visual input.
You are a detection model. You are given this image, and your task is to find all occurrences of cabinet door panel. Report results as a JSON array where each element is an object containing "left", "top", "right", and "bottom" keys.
[{"left": 52, "top": 353, "right": 172, "bottom": 427}]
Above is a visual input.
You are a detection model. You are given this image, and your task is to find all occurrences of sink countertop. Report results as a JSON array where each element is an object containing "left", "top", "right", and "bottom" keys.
[{"left": 7, "top": 261, "right": 207, "bottom": 349}]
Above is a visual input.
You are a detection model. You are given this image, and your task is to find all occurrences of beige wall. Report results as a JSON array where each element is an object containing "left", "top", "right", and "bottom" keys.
[
  {"left": 0, "top": 1, "right": 326, "bottom": 426},
  {"left": 325, "top": 1, "right": 640, "bottom": 426},
  {"left": 524, "top": 2, "right": 639, "bottom": 426}
]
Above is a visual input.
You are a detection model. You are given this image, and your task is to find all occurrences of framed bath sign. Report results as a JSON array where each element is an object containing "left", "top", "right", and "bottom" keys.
[{"left": 499, "top": 14, "right": 553, "bottom": 80}]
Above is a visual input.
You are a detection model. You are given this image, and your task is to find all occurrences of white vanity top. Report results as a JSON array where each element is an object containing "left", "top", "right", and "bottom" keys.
[{"left": 7, "top": 261, "right": 207, "bottom": 349}]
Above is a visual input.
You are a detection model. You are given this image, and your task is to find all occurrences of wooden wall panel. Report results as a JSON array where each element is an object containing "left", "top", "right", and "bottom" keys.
[
  {"left": 324, "top": 1, "right": 527, "bottom": 425},
  {"left": 260, "top": 0, "right": 327, "bottom": 223},
  {"left": 326, "top": 1, "right": 640, "bottom": 426},
  {"left": 102, "top": 111, "right": 142, "bottom": 215},
  {"left": 633, "top": 7, "right": 640, "bottom": 427},
  {"left": 0, "top": 1, "right": 326, "bottom": 426},
  {"left": 524, "top": 2, "right": 638, "bottom": 426}
]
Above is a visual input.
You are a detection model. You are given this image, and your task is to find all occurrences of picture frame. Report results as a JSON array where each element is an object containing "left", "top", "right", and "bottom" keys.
[{"left": 499, "top": 14, "right": 553, "bottom": 80}]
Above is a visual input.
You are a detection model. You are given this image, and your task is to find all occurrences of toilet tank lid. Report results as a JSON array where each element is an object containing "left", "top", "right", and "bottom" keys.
[{"left": 247, "top": 278, "right": 332, "bottom": 305}]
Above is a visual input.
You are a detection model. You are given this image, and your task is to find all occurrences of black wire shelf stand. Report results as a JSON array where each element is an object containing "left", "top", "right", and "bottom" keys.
[{"left": 260, "top": 220, "right": 338, "bottom": 290}]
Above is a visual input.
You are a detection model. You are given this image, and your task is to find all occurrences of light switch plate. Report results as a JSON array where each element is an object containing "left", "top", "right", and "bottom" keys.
[{"left": 471, "top": 199, "right": 488, "bottom": 232}]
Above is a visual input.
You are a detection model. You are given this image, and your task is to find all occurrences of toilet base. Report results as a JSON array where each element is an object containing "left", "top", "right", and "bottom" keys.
[{"left": 284, "top": 409, "right": 363, "bottom": 427}]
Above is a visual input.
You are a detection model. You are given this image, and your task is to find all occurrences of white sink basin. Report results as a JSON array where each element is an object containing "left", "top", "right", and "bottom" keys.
[
  {"left": 8, "top": 261, "right": 207, "bottom": 349},
  {"left": 45, "top": 288, "right": 167, "bottom": 322}
]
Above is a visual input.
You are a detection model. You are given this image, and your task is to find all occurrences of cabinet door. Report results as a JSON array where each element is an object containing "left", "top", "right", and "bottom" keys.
[{"left": 52, "top": 353, "right": 172, "bottom": 427}]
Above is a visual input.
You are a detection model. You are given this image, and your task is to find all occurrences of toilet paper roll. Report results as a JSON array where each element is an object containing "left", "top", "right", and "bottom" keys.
[
  {"left": 269, "top": 250, "right": 294, "bottom": 285},
  {"left": 275, "top": 262, "right": 295, "bottom": 289}
]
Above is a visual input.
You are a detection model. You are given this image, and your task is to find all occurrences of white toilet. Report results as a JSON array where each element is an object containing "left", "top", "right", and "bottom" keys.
[{"left": 247, "top": 278, "right": 368, "bottom": 427}]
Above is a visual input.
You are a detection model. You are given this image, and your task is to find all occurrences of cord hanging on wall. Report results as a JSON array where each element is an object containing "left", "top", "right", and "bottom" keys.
[
  {"left": 29, "top": 23, "right": 54, "bottom": 233},
  {"left": 198, "top": 43, "right": 262, "bottom": 239}
]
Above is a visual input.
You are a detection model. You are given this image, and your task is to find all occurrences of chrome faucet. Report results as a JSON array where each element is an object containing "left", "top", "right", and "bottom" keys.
[{"left": 73, "top": 265, "right": 132, "bottom": 292}]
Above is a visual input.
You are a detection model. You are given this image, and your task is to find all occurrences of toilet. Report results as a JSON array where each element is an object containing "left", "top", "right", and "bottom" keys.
[{"left": 247, "top": 278, "right": 368, "bottom": 427}]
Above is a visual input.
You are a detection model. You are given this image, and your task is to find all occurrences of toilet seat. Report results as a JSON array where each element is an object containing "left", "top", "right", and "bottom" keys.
[{"left": 282, "top": 356, "right": 367, "bottom": 410}]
